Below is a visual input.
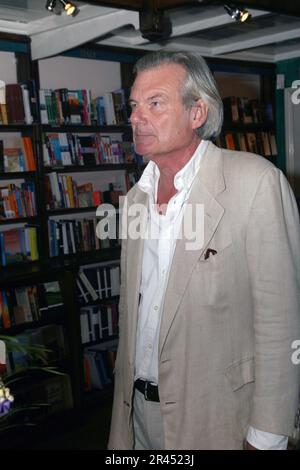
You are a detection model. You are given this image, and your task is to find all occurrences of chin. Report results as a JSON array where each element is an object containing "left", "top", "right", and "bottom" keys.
[{"left": 135, "top": 145, "right": 154, "bottom": 158}]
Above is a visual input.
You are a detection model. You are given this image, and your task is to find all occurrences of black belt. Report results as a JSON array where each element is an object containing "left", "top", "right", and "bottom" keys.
[{"left": 134, "top": 379, "right": 160, "bottom": 402}]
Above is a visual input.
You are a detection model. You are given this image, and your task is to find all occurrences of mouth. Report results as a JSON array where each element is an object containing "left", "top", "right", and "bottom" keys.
[{"left": 134, "top": 132, "right": 153, "bottom": 137}]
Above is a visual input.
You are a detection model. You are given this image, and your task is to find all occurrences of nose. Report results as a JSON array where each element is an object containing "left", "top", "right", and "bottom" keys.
[{"left": 130, "top": 105, "right": 147, "bottom": 125}]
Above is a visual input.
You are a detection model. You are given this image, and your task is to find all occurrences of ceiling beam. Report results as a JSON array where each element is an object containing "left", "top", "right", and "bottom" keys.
[
  {"left": 212, "top": 21, "right": 300, "bottom": 55},
  {"left": 96, "top": 6, "right": 269, "bottom": 47},
  {"left": 0, "top": 19, "right": 27, "bottom": 35},
  {"left": 169, "top": 6, "right": 268, "bottom": 36},
  {"left": 161, "top": 38, "right": 276, "bottom": 62},
  {"left": 220, "top": 49, "right": 276, "bottom": 63},
  {"left": 30, "top": 7, "right": 139, "bottom": 60},
  {"left": 28, "top": 4, "right": 115, "bottom": 34},
  {"left": 97, "top": 6, "right": 234, "bottom": 47},
  {"left": 275, "top": 42, "right": 300, "bottom": 61},
  {"left": 80, "top": 0, "right": 197, "bottom": 11}
]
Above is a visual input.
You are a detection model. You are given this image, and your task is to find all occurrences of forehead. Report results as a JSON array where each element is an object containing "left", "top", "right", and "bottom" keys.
[{"left": 131, "top": 63, "right": 186, "bottom": 98}]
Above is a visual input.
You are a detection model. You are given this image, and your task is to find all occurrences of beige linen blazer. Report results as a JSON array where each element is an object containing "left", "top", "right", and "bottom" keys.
[{"left": 108, "top": 142, "right": 300, "bottom": 450}]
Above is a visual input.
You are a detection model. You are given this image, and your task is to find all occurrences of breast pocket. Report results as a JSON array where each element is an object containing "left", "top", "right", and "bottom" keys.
[{"left": 193, "top": 241, "right": 234, "bottom": 308}]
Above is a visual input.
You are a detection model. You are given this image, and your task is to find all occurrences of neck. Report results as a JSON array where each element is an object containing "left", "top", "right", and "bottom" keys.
[
  {"left": 156, "top": 140, "right": 200, "bottom": 175},
  {"left": 155, "top": 138, "right": 201, "bottom": 207}
]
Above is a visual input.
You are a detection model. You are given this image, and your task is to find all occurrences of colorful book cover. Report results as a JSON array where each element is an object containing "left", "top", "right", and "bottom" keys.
[{"left": 3, "top": 229, "right": 24, "bottom": 264}]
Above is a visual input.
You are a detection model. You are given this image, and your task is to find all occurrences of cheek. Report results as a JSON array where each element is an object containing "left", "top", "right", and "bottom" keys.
[
  {"left": 157, "top": 116, "right": 181, "bottom": 138},
  {"left": 162, "top": 120, "right": 190, "bottom": 142},
  {"left": 154, "top": 107, "right": 190, "bottom": 142}
]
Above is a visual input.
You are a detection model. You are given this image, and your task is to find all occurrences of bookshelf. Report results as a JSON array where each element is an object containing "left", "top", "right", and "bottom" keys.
[
  {"left": 0, "top": 124, "right": 40, "bottom": 264},
  {"left": 0, "top": 39, "right": 142, "bottom": 442},
  {"left": 35, "top": 54, "right": 140, "bottom": 411},
  {"left": 211, "top": 62, "right": 277, "bottom": 166},
  {"left": 0, "top": 263, "right": 75, "bottom": 444}
]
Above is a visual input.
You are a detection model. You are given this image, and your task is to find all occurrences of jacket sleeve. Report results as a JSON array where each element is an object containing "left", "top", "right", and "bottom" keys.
[{"left": 246, "top": 166, "right": 300, "bottom": 436}]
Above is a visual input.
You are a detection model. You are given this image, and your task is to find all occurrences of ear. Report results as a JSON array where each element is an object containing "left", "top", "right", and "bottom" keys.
[{"left": 190, "top": 99, "right": 208, "bottom": 130}]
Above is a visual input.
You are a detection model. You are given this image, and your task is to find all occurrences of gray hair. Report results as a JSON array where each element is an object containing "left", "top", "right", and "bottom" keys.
[{"left": 133, "top": 51, "right": 223, "bottom": 139}]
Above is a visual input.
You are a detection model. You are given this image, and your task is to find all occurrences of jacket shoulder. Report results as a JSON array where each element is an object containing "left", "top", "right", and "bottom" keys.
[
  {"left": 219, "top": 147, "right": 288, "bottom": 195},
  {"left": 221, "top": 147, "right": 276, "bottom": 177}
]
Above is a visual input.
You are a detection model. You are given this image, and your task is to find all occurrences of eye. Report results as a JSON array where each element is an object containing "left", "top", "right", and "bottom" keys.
[
  {"left": 129, "top": 101, "right": 137, "bottom": 110},
  {"left": 150, "top": 100, "right": 160, "bottom": 108}
]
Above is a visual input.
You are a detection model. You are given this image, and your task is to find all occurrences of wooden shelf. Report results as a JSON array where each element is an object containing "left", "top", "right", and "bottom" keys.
[
  {"left": 47, "top": 206, "right": 98, "bottom": 216},
  {"left": 0, "top": 171, "right": 36, "bottom": 179},
  {"left": 44, "top": 163, "right": 139, "bottom": 173},
  {"left": 222, "top": 122, "right": 274, "bottom": 132},
  {"left": 0, "top": 124, "right": 37, "bottom": 132},
  {"left": 0, "top": 215, "right": 38, "bottom": 225},
  {"left": 41, "top": 124, "right": 131, "bottom": 133},
  {"left": 0, "top": 261, "right": 59, "bottom": 287},
  {"left": 49, "top": 246, "right": 121, "bottom": 266},
  {"left": 0, "top": 306, "right": 65, "bottom": 335},
  {"left": 81, "top": 334, "right": 118, "bottom": 350},
  {"left": 78, "top": 294, "right": 119, "bottom": 309}
]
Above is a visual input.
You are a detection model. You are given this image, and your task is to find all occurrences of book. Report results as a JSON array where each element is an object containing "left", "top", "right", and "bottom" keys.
[
  {"left": 223, "top": 96, "right": 239, "bottom": 122},
  {"left": 261, "top": 131, "right": 272, "bottom": 156},
  {"left": 38, "top": 281, "right": 63, "bottom": 312},
  {"left": 84, "top": 351, "right": 104, "bottom": 389},
  {"left": 5, "top": 84, "right": 25, "bottom": 123},
  {"left": 21, "top": 80, "right": 39, "bottom": 123},
  {"left": 0, "top": 290, "right": 11, "bottom": 329},
  {"left": 3, "top": 148, "right": 24, "bottom": 172},
  {"left": 246, "top": 133, "right": 258, "bottom": 154},
  {"left": 103, "top": 92, "right": 117, "bottom": 125},
  {"left": 224, "top": 133, "right": 236, "bottom": 150},
  {"left": 239, "top": 97, "right": 253, "bottom": 124},
  {"left": 77, "top": 182, "right": 94, "bottom": 208},
  {"left": 68, "top": 90, "right": 84, "bottom": 124},
  {"left": 269, "top": 133, "right": 278, "bottom": 156},
  {"left": 0, "top": 81, "right": 8, "bottom": 125},
  {"left": 39, "top": 89, "right": 49, "bottom": 124},
  {"left": 20, "top": 82, "right": 34, "bottom": 124},
  {"left": 78, "top": 270, "right": 98, "bottom": 301},
  {"left": 3, "top": 229, "right": 25, "bottom": 264},
  {"left": 77, "top": 135, "right": 97, "bottom": 166},
  {"left": 14, "top": 286, "right": 34, "bottom": 323}
]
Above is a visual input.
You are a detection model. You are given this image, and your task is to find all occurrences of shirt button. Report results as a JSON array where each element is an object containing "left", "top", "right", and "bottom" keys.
[
  {"left": 154, "top": 306, "right": 158, "bottom": 310},
  {"left": 148, "top": 344, "right": 152, "bottom": 350}
]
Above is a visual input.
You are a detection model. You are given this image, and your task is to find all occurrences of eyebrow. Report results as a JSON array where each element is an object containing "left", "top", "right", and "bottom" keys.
[{"left": 129, "top": 93, "right": 168, "bottom": 104}]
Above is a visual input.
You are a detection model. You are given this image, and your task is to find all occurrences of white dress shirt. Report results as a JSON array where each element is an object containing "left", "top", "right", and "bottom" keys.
[{"left": 134, "top": 140, "right": 288, "bottom": 450}]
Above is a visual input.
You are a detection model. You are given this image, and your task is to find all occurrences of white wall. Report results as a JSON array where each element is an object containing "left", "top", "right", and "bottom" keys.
[
  {"left": 38, "top": 56, "right": 121, "bottom": 97},
  {"left": 0, "top": 51, "right": 17, "bottom": 83}
]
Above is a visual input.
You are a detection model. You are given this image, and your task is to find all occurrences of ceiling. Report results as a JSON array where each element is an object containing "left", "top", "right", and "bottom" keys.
[{"left": 0, "top": 0, "right": 300, "bottom": 63}]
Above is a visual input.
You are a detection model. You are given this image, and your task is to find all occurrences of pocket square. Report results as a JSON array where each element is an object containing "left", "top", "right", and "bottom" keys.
[{"left": 204, "top": 248, "right": 217, "bottom": 260}]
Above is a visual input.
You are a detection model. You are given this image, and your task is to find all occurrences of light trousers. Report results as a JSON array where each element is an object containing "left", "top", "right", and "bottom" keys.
[{"left": 133, "top": 389, "right": 165, "bottom": 450}]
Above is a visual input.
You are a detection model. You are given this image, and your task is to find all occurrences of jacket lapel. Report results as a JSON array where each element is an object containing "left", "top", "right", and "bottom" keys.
[{"left": 159, "top": 142, "right": 226, "bottom": 356}]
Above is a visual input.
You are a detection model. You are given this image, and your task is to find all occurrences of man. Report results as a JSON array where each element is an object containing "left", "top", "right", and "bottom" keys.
[{"left": 108, "top": 51, "right": 300, "bottom": 450}]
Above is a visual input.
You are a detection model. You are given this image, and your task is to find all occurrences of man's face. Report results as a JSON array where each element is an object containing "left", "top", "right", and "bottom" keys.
[{"left": 129, "top": 63, "right": 201, "bottom": 162}]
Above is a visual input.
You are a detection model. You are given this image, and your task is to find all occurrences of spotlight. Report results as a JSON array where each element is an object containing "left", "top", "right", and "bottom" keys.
[
  {"left": 46, "top": 0, "right": 56, "bottom": 11},
  {"left": 59, "top": 0, "right": 80, "bottom": 17},
  {"left": 224, "top": 4, "right": 251, "bottom": 22},
  {"left": 140, "top": 9, "right": 172, "bottom": 42}
]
